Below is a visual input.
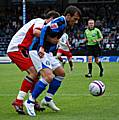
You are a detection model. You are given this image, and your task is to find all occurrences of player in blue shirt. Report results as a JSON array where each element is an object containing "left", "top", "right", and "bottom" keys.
[{"left": 24, "top": 5, "right": 81, "bottom": 116}]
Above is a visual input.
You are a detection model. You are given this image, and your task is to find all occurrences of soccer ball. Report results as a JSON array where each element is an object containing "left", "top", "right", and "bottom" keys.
[{"left": 89, "top": 80, "right": 105, "bottom": 96}]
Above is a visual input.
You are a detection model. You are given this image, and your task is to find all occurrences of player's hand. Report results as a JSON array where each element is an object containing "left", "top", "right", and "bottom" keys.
[
  {"left": 38, "top": 47, "right": 44, "bottom": 58},
  {"left": 19, "top": 47, "right": 29, "bottom": 58},
  {"left": 93, "top": 40, "right": 97, "bottom": 42}
]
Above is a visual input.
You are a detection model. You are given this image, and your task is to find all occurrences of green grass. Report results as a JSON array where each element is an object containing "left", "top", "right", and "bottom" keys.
[{"left": 0, "top": 62, "right": 119, "bottom": 120}]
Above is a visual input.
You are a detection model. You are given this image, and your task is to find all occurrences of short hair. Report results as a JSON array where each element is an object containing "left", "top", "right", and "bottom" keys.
[
  {"left": 88, "top": 19, "right": 95, "bottom": 22},
  {"left": 64, "top": 5, "right": 81, "bottom": 17},
  {"left": 45, "top": 10, "right": 60, "bottom": 19}
]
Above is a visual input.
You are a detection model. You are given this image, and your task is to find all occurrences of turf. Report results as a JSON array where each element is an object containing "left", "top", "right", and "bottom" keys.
[{"left": 0, "top": 62, "right": 119, "bottom": 120}]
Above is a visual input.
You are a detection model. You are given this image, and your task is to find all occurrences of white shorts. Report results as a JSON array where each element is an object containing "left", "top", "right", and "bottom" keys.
[{"left": 29, "top": 50, "right": 61, "bottom": 72}]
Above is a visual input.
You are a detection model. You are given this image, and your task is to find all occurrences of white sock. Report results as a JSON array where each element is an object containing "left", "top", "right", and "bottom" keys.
[{"left": 17, "top": 91, "right": 27, "bottom": 100}]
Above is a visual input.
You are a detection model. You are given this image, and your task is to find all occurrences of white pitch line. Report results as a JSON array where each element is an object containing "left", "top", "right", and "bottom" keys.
[{"left": 0, "top": 93, "right": 119, "bottom": 97}]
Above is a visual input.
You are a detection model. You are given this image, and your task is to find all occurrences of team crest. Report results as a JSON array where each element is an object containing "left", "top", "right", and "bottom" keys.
[
  {"left": 50, "top": 23, "right": 58, "bottom": 29},
  {"left": 92, "top": 33, "right": 96, "bottom": 37},
  {"left": 46, "top": 60, "right": 50, "bottom": 66}
]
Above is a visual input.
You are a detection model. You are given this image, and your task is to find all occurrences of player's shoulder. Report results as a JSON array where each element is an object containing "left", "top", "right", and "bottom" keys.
[
  {"left": 51, "top": 16, "right": 66, "bottom": 25},
  {"left": 60, "top": 33, "right": 68, "bottom": 40},
  {"left": 85, "top": 28, "right": 89, "bottom": 32},
  {"left": 54, "top": 16, "right": 65, "bottom": 21},
  {"left": 95, "top": 27, "right": 101, "bottom": 32},
  {"left": 63, "top": 33, "right": 68, "bottom": 38},
  {"left": 34, "top": 18, "right": 44, "bottom": 23},
  {"left": 85, "top": 27, "right": 89, "bottom": 31}
]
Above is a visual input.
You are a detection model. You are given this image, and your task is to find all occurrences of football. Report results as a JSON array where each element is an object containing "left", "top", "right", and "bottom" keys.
[{"left": 89, "top": 80, "right": 105, "bottom": 96}]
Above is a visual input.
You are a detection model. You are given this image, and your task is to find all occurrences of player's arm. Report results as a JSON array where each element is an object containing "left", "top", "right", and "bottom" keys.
[
  {"left": 38, "top": 25, "right": 50, "bottom": 58},
  {"left": 96, "top": 29, "right": 103, "bottom": 42},
  {"left": 33, "top": 22, "right": 44, "bottom": 37},
  {"left": 93, "top": 28, "right": 103, "bottom": 42},
  {"left": 38, "top": 16, "right": 66, "bottom": 58},
  {"left": 33, "top": 28, "right": 41, "bottom": 37},
  {"left": 66, "top": 40, "right": 72, "bottom": 50}
]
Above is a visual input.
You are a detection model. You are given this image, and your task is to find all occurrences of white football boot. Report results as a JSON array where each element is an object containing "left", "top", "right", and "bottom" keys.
[
  {"left": 24, "top": 100, "right": 36, "bottom": 117},
  {"left": 40, "top": 98, "right": 60, "bottom": 111}
]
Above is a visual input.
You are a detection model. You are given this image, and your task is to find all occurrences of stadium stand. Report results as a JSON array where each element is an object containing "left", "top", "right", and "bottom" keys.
[
  {"left": 0, "top": 37, "right": 11, "bottom": 56},
  {"left": 0, "top": 0, "right": 119, "bottom": 56}
]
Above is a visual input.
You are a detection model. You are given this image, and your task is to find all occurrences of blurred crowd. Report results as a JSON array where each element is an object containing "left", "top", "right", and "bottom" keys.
[
  {"left": 68, "top": 4, "right": 119, "bottom": 55},
  {"left": 0, "top": 3, "right": 119, "bottom": 55}
]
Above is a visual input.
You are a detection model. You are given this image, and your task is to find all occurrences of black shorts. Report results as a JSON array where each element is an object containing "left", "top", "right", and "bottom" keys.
[{"left": 86, "top": 44, "right": 101, "bottom": 57}]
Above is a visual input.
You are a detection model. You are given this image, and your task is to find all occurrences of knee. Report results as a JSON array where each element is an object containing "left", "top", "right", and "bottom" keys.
[
  {"left": 44, "top": 73, "right": 54, "bottom": 83},
  {"left": 95, "top": 58, "right": 99, "bottom": 63},
  {"left": 29, "top": 71, "right": 38, "bottom": 80},
  {"left": 53, "top": 66, "right": 65, "bottom": 77},
  {"left": 57, "top": 69, "right": 65, "bottom": 77},
  {"left": 88, "top": 56, "right": 92, "bottom": 63},
  {"left": 28, "top": 66, "right": 38, "bottom": 80},
  {"left": 88, "top": 59, "right": 92, "bottom": 63},
  {"left": 61, "top": 71, "right": 65, "bottom": 77},
  {"left": 95, "top": 60, "right": 99, "bottom": 64}
]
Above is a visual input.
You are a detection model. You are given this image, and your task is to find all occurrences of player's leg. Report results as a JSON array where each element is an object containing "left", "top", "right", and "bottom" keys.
[
  {"left": 68, "top": 59, "right": 73, "bottom": 71},
  {"left": 24, "top": 51, "right": 55, "bottom": 116},
  {"left": 57, "top": 49, "right": 66, "bottom": 67},
  {"left": 41, "top": 56, "right": 65, "bottom": 111},
  {"left": 57, "top": 51, "right": 63, "bottom": 62},
  {"left": 85, "top": 45, "right": 93, "bottom": 78},
  {"left": 95, "top": 57, "right": 104, "bottom": 77},
  {"left": 8, "top": 51, "right": 38, "bottom": 114},
  {"left": 66, "top": 51, "right": 73, "bottom": 71},
  {"left": 94, "top": 45, "right": 104, "bottom": 77},
  {"left": 24, "top": 68, "right": 54, "bottom": 116},
  {"left": 12, "top": 67, "right": 39, "bottom": 114},
  {"left": 85, "top": 56, "right": 93, "bottom": 78}
]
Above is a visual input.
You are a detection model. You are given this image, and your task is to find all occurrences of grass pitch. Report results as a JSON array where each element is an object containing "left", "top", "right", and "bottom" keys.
[{"left": 0, "top": 62, "right": 119, "bottom": 120}]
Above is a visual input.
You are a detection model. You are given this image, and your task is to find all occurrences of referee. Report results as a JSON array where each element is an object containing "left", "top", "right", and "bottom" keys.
[{"left": 84, "top": 19, "right": 104, "bottom": 78}]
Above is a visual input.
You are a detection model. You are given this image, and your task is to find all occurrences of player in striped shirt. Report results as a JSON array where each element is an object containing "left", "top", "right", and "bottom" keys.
[{"left": 7, "top": 11, "right": 60, "bottom": 114}]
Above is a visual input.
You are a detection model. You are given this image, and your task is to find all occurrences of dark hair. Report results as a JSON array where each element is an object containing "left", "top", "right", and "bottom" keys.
[
  {"left": 45, "top": 10, "right": 60, "bottom": 19},
  {"left": 64, "top": 5, "right": 81, "bottom": 17}
]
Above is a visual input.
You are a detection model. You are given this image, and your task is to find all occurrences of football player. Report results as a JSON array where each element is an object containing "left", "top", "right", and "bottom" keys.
[
  {"left": 24, "top": 5, "right": 81, "bottom": 116},
  {"left": 57, "top": 33, "right": 73, "bottom": 71},
  {"left": 7, "top": 10, "right": 60, "bottom": 114}
]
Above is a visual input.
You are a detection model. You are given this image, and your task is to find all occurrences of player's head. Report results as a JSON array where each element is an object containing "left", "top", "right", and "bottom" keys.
[
  {"left": 64, "top": 5, "right": 81, "bottom": 27},
  {"left": 88, "top": 19, "right": 95, "bottom": 29},
  {"left": 45, "top": 10, "right": 60, "bottom": 23}
]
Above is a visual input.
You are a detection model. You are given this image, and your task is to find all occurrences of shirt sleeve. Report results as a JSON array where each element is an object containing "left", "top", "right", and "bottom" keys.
[
  {"left": 33, "top": 22, "right": 44, "bottom": 30},
  {"left": 39, "top": 16, "right": 66, "bottom": 47},
  {"left": 39, "top": 24, "right": 50, "bottom": 47},
  {"left": 33, "top": 19, "right": 44, "bottom": 31}
]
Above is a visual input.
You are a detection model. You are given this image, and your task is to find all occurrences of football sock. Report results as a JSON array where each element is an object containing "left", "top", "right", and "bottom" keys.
[
  {"left": 97, "top": 62, "right": 103, "bottom": 71},
  {"left": 16, "top": 76, "right": 34, "bottom": 101},
  {"left": 88, "top": 63, "right": 92, "bottom": 74},
  {"left": 58, "top": 56, "right": 63, "bottom": 62},
  {"left": 31, "top": 78, "right": 48, "bottom": 100},
  {"left": 69, "top": 61, "right": 73, "bottom": 68},
  {"left": 15, "top": 99, "right": 24, "bottom": 106},
  {"left": 17, "top": 91, "right": 27, "bottom": 101},
  {"left": 45, "top": 76, "right": 64, "bottom": 102},
  {"left": 30, "top": 78, "right": 39, "bottom": 93},
  {"left": 20, "top": 76, "right": 34, "bottom": 93}
]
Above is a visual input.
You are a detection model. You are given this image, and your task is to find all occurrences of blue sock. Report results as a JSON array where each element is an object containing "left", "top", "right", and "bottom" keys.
[
  {"left": 32, "top": 79, "right": 48, "bottom": 99},
  {"left": 27, "top": 99, "right": 35, "bottom": 104},
  {"left": 45, "top": 76, "right": 63, "bottom": 102}
]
